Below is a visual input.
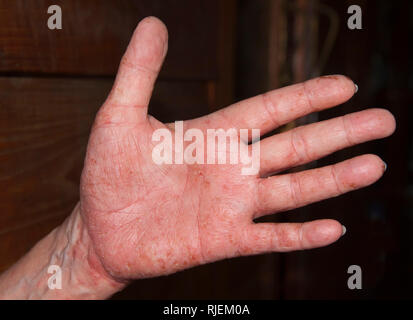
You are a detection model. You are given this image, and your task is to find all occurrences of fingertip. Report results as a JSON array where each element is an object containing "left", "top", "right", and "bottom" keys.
[
  {"left": 358, "top": 153, "right": 386, "bottom": 176},
  {"left": 348, "top": 108, "right": 396, "bottom": 142},
  {"left": 129, "top": 16, "right": 168, "bottom": 68},
  {"left": 140, "top": 16, "right": 166, "bottom": 26},
  {"left": 303, "top": 219, "right": 343, "bottom": 248},
  {"left": 335, "top": 74, "right": 357, "bottom": 94},
  {"left": 138, "top": 16, "right": 169, "bottom": 44},
  {"left": 307, "top": 75, "right": 356, "bottom": 109},
  {"left": 340, "top": 154, "right": 386, "bottom": 189},
  {"left": 369, "top": 108, "right": 397, "bottom": 137},
  {"left": 332, "top": 75, "right": 357, "bottom": 101}
]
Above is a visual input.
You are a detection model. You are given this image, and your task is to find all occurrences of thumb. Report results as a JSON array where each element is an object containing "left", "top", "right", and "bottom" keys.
[{"left": 105, "top": 17, "right": 168, "bottom": 122}]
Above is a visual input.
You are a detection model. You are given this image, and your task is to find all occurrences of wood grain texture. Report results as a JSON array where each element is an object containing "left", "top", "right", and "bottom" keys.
[
  {"left": 0, "top": 0, "right": 217, "bottom": 79},
  {"left": 0, "top": 77, "right": 112, "bottom": 234}
]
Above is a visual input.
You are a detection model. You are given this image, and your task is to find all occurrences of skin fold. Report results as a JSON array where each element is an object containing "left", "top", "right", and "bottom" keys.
[{"left": 0, "top": 17, "right": 396, "bottom": 299}]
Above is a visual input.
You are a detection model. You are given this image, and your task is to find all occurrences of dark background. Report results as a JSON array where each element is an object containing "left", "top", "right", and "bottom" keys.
[{"left": 0, "top": 0, "right": 411, "bottom": 299}]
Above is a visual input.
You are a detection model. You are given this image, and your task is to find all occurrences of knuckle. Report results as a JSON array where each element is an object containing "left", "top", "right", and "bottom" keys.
[
  {"left": 290, "top": 127, "right": 311, "bottom": 163},
  {"left": 275, "top": 225, "right": 300, "bottom": 250},
  {"left": 289, "top": 174, "right": 302, "bottom": 207}
]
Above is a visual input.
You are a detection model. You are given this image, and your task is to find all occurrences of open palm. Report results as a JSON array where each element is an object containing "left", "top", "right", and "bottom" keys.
[{"left": 79, "top": 17, "right": 395, "bottom": 281}]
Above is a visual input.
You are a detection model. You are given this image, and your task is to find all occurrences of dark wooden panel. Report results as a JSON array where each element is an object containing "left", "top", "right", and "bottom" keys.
[
  {"left": 0, "top": 0, "right": 217, "bottom": 79},
  {"left": 0, "top": 77, "right": 112, "bottom": 232}
]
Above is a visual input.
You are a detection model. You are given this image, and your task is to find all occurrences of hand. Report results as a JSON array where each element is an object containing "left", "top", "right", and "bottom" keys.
[{"left": 79, "top": 17, "right": 395, "bottom": 281}]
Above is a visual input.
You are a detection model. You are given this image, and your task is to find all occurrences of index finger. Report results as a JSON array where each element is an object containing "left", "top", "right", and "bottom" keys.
[{"left": 204, "top": 75, "right": 357, "bottom": 136}]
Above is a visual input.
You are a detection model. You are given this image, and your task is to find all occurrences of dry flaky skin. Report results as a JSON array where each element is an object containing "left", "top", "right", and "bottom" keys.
[{"left": 0, "top": 17, "right": 396, "bottom": 299}]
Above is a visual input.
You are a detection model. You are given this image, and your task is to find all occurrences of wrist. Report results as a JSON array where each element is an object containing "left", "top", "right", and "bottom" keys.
[
  {"left": 0, "top": 203, "right": 128, "bottom": 299},
  {"left": 51, "top": 203, "right": 128, "bottom": 299}
]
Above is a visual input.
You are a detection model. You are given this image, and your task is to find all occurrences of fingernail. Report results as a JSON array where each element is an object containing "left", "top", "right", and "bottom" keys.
[
  {"left": 383, "top": 161, "right": 387, "bottom": 171},
  {"left": 341, "top": 225, "right": 347, "bottom": 236},
  {"left": 354, "top": 83, "right": 358, "bottom": 93}
]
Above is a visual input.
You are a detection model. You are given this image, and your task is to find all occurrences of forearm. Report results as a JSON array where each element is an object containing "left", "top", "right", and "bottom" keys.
[{"left": 0, "top": 203, "right": 127, "bottom": 299}]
